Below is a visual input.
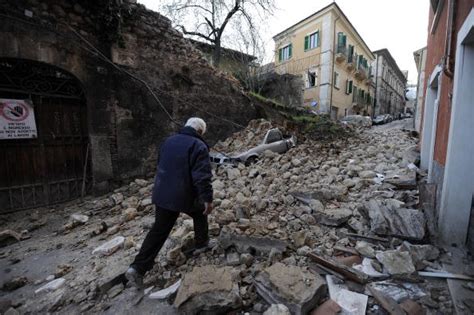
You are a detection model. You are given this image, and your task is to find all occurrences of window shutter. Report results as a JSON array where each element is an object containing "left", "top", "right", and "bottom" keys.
[
  {"left": 337, "top": 32, "right": 344, "bottom": 47},
  {"left": 342, "top": 35, "right": 347, "bottom": 47},
  {"left": 304, "top": 36, "right": 309, "bottom": 51},
  {"left": 345, "top": 79, "right": 349, "bottom": 94},
  {"left": 348, "top": 45, "right": 354, "bottom": 62},
  {"left": 288, "top": 44, "right": 292, "bottom": 58},
  {"left": 348, "top": 45, "right": 354, "bottom": 56},
  {"left": 279, "top": 48, "right": 282, "bottom": 62},
  {"left": 316, "top": 31, "right": 320, "bottom": 47},
  {"left": 349, "top": 80, "right": 353, "bottom": 93}
]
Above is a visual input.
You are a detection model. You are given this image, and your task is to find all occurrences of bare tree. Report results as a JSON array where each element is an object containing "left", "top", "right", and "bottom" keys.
[
  {"left": 160, "top": 0, "right": 275, "bottom": 67},
  {"left": 229, "top": 21, "right": 267, "bottom": 92}
]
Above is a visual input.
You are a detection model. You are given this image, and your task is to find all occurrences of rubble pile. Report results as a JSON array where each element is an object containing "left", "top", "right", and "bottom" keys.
[
  {"left": 0, "top": 118, "right": 468, "bottom": 314},
  {"left": 213, "top": 119, "right": 277, "bottom": 155}
]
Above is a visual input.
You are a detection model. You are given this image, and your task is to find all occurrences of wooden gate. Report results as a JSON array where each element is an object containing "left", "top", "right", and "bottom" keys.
[{"left": 0, "top": 58, "right": 91, "bottom": 212}]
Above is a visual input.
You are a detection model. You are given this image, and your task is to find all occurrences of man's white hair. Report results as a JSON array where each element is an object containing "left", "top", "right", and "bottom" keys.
[{"left": 185, "top": 117, "right": 207, "bottom": 135}]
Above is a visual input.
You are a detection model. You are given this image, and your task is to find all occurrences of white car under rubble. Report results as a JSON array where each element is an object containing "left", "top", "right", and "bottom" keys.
[{"left": 210, "top": 128, "right": 297, "bottom": 165}]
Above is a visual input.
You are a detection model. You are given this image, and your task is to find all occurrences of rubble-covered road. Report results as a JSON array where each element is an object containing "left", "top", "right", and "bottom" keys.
[{"left": 1, "top": 118, "right": 470, "bottom": 314}]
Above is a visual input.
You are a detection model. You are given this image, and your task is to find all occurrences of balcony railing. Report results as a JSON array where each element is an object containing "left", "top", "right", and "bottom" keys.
[
  {"left": 336, "top": 45, "right": 347, "bottom": 63},
  {"left": 337, "top": 45, "right": 347, "bottom": 55},
  {"left": 346, "top": 54, "right": 356, "bottom": 71},
  {"left": 354, "top": 96, "right": 372, "bottom": 106},
  {"left": 355, "top": 64, "right": 368, "bottom": 80},
  {"left": 347, "top": 54, "right": 355, "bottom": 64}
]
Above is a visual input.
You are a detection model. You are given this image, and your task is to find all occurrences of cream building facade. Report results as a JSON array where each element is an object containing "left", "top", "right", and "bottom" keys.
[
  {"left": 413, "top": 47, "right": 427, "bottom": 132},
  {"left": 372, "top": 49, "right": 407, "bottom": 117},
  {"left": 272, "top": 3, "right": 375, "bottom": 119}
]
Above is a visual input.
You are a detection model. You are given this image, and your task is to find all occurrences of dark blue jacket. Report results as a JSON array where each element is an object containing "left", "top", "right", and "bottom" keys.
[{"left": 152, "top": 127, "right": 213, "bottom": 212}]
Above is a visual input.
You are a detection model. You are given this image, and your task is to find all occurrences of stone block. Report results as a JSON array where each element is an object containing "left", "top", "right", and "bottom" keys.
[
  {"left": 255, "top": 263, "right": 326, "bottom": 315},
  {"left": 92, "top": 236, "right": 125, "bottom": 256},
  {"left": 35, "top": 278, "right": 66, "bottom": 294},
  {"left": 174, "top": 266, "right": 241, "bottom": 314},
  {"left": 376, "top": 250, "right": 416, "bottom": 275}
]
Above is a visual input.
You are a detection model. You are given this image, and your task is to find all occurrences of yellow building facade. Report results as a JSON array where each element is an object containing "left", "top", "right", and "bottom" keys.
[{"left": 273, "top": 3, "right": 375, "bottom": 119}]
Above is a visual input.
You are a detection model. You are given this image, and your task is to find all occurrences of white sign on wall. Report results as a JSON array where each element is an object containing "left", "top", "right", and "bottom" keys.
[{"left": 0, "top": 99, "right": 38, "bottom": 139}]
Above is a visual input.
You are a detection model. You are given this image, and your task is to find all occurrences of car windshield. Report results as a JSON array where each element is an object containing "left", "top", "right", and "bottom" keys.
[{"left": 262, "top": 128, "right": 283, "bottom": 144}]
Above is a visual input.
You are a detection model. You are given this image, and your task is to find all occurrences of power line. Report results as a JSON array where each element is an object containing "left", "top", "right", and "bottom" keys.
[
  {"left": 0, "top": 9, "right": 248, "bottom": 130},
  {"left": 0, "top": 10, "right": 253, "bottom": 158}
]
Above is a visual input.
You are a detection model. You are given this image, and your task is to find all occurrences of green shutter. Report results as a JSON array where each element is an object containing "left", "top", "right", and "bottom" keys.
[
  {"left": 288, "top": 44, "right": 292, "bottom": 58},
  {"left": 337, "top": 32, "right": 344, "bottom": 47},
  {"left": 304, "top": 36, "right": 309, "bottom": 51},
  {"left": 349, "top": 80, "right": 353, "bottom": 93},
  {"left": 342, "top": 35, "right": 347, "bottom": 46},
  {"left": 316, "top": 31, "right": 320, "bottom": 47},
  {"left": 348, "top": 45, "right": 354, "bottom": 62},
  {"left": 279, "top": 48, "right": 282, "bottom": 62}
]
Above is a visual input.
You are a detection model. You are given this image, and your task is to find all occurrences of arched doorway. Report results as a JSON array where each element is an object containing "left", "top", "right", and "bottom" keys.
[{"left": 0, "top": 58, "right": 91, "bottom": 212}]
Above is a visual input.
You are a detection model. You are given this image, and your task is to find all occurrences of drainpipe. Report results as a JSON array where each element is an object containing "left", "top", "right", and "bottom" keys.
[
  {"left": 373, "top": 54, "right": 379, "bottom": 118},
  {"left": 443, "top": 0, "right": 456, "bottom": 78},
  {"left": 329, "top": 14, "right": 340, "bottom": 117}
]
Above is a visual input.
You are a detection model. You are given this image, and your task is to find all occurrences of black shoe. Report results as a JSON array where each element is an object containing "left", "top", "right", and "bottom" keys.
[
  {"left": 183, "top": 239, "right": 217, "bottom": 257},
  {"left": 125, "top": 267, "right": 144, "bottom": 288}
]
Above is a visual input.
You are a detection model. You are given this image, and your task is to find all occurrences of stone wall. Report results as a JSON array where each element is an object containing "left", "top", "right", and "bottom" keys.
[
  {"left": 258, "top": 73, "right": 303, "bottom": 108},
  {"left": 0, "top": 0, "right": 258, "bottom": 190}
]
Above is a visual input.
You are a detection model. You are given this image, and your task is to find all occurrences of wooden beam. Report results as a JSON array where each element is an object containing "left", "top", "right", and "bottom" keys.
[
  {"left": 308, "top": 252, "right": 369, "bottom": 284},
  {"left": 345, "top": 232, "right": 390, "bottom": 243}
]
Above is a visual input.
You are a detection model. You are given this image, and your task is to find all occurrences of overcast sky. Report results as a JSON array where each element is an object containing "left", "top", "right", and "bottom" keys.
[{"left": 138, "top": 0, "right": 429, "bottom": 84}]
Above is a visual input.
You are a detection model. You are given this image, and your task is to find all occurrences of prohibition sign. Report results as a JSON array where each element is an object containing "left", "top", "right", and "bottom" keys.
[{"left": 0, "top": 101, "right": 30, "bottom": 121}]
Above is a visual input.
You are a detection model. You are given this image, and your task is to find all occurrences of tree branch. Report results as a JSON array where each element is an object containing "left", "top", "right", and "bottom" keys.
[
  {"left": 179, "top": 25, "right": 215, "bottom": 43},
  {"left": 175, "top": 4, "right": 213, "bottom": 15},
  {"left": 217, "top": 0, "right": 242, "bottom": 39},
  {"left": 239, "top": 7, "right": 255, "bottom": 30},
  {"left": 204, "top": 17, "right": 218, "bottom": 37}
]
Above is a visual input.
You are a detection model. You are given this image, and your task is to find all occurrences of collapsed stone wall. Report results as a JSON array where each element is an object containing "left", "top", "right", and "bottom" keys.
[{"left": 0, "top": 0, "right": 258, "bottom": 189}]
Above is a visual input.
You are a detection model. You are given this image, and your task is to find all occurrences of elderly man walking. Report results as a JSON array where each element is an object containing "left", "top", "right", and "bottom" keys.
[{"left": 126, "top": 117, "right": 213, "bottom": 287}]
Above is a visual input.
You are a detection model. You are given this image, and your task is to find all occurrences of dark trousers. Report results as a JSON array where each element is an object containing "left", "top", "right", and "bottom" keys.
[{"left": 130, "top": 205, "right": 208, "bottom": 275}]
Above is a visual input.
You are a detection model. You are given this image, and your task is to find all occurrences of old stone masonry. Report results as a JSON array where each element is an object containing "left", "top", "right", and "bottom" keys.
[{"left": 2, "top": 118, "right": 471, "bottom": 314}]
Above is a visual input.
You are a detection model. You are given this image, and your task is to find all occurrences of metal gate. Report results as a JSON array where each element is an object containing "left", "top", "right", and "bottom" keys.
[{"left": 0, "top": 58, "right": 91, "bottom": 212}]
